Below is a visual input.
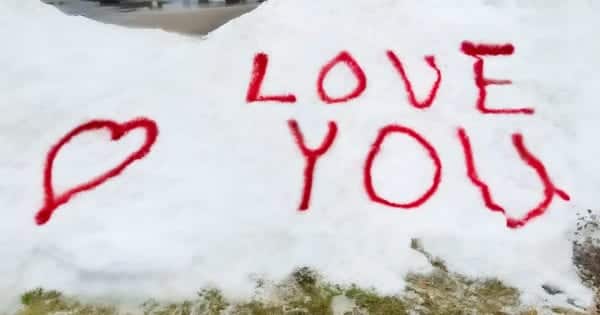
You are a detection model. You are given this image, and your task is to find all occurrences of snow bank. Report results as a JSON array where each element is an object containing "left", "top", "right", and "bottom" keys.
[{"left": 1, "top": 0, "right": 599, "bottom": 311}]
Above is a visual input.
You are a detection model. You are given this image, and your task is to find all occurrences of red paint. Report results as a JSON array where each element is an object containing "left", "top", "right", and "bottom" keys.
[
  {"left": 317, "top": 51, "right": 367, "bottom": 104},
  {"left": 457, "top": 128, "right": 570, "bottom": 228},
  {"left": 36, "top": 118, "right": 159, "bottom": 226},
  {"left": 461, "top": 41, "right": 534, "bottom": 115},
  {"left": 288, "top": 120, "right": 338, "bottom": 211},
  {"left": 246, "top": 52, "right": 297, "bottom": 103},
  {"left": 364, "top": 125, "right": 442, "bottom": 208},
  {"left": 461, "top": 41, "right": 515, "bottom": 56},
  {"left": 386, "top": 51, "right": 442, "bottom": 109}
]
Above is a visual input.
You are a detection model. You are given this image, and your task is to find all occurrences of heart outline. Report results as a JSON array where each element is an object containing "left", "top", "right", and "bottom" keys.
[{"left": 36, "top": 117, "right": 159, "bottom": 226}]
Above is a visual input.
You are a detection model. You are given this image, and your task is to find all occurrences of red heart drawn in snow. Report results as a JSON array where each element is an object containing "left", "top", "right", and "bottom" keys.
[{"left": 35, "top": 118, "right": 159, "bottom": 226}]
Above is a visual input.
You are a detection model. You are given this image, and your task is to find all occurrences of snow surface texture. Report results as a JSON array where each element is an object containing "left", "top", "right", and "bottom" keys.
[{"left": 1, "top": 0, "right": 599, "bottom": 311}]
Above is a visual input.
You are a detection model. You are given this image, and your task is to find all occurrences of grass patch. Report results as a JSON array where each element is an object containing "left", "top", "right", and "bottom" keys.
[
  {"left": 406, "top": 271, "right": 529, "bottom": 314},
  {"left": 9, "top": 238, "right": 593, "bottom": 315},
  {"left": 12, "top": 269, "right": 586, "bottom": 315},
  {"left": 17, "top": 288, "right": 116, "bottom": 315}
]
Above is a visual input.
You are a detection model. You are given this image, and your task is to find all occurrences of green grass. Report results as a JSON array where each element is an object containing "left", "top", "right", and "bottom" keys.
[
  {"left": 9, "top": 239, "right": 592, "bottom": 315},
  {"left": 17, "top": 289, "right": 117, "bottom": 315},
  {"left": 12, "top": 269, "right": 588, "bottom": 315}
]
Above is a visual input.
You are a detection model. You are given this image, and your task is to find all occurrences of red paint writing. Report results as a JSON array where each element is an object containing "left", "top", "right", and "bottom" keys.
[
  {"left": 248, "top": 42, "right": 533, "bottom": 113},
  {"left": 364, "top": 125, "right": 442, "bottom": 209},
  {"left": 245, "top": 41, "right": 568, "bottom": 228},
  {"left": 460, "top": 41, "right": 534, "bottom": 115},
  {"left": 461, "top": 42, "right": 515, "bottom": 56},
  {"left": 34, "top": 40, "right": 566, "bottom": 228},
  {"left": 288, "top": 120, "right": 338, "bottom": 211},
  {"left": 457, "top": 128, "right": 570, "bottom": 228},
  {"left": 386, "top": 51, "right": 442, "bottom": 109},
  {"left": 317, "top": 51, "right": 367, "bottom": 104},
  {"left": 36, "top": 118, "right": 159, "bottom": 226},
  {"left": 246, "top": 52, "right": 297, "bottom": 103}
]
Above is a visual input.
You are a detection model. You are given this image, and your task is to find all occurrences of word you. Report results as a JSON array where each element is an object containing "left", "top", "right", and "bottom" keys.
[{"left": 34, "top": 41, "right": 569, "bottom": 229}]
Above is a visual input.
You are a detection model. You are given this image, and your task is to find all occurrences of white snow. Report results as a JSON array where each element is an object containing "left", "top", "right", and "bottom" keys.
[{"left": 1, "top": 0, "right": 599, "bottom": 311}]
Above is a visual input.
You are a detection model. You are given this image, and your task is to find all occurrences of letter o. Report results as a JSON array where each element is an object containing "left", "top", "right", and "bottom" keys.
[
  {"left": 364, "top": 125, "right": 442, "bottom": 208},
  {"left": 317, "top": 51, "right": 367, "bottom": 104}
]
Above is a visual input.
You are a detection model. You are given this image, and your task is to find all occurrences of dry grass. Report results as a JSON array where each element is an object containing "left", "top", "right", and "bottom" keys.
[
  {"left": 573, "top": 210, "right": 600, "bottom": 315},
  {"left": 11, "top": 212, "right": 600, "bottom": 315}
]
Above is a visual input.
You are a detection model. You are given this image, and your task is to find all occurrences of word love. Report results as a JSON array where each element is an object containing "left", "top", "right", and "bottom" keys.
[
  {"left": 247, "top": 41, "right": 534, "bottom": 115},
  {"left": 287, "top": 120, "right": 570, "bottom": 229}
]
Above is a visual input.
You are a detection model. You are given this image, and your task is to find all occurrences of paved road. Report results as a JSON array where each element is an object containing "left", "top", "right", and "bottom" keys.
[
  {"left": 110, "top": 3, "right": 258, "bottom": 34},
  {"left": 44, "top": 0, "right": 261, "bottom": 35}
]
